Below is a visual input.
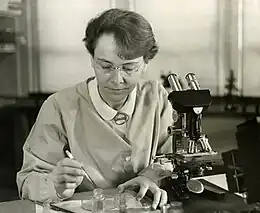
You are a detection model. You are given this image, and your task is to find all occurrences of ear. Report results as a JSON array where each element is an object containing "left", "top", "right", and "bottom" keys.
[
  {"left": 140, "top": 63, "right": 148, "bottom": 78},
  {"left": 90, "top": 56, "right": 94, "bottom": 68},
  {"left": 142, "top": 63, "right": 148, "bottom": 73}
]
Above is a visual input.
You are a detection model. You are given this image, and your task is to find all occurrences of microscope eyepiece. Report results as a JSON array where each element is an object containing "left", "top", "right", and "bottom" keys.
[
  {"left": 168, "top": 74, "right": 183, "bottom": 91},
  {"left": 185, "top": 73, "right": 200, "bottom": 90}
]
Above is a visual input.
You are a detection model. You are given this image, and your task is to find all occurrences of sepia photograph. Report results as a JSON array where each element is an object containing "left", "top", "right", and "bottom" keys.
[{"left": 0, "top": 0, "right": 260, "bottom": 212}]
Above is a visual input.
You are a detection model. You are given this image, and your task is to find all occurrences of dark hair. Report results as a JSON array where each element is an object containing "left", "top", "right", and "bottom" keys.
[{"left": 83, "top": 8, "right": 158, "bottom": 63}]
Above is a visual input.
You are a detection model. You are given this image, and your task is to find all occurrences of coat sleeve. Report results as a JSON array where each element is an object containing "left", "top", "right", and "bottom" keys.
[
  {"left": 138, "top": 84, "right": 175, "bottom": 182},
  {"left": 156, "top": 84, "right": 175, "bottom": 155},
  {"left": 16, "top": 96, "right": 69, "bottom": 202}
]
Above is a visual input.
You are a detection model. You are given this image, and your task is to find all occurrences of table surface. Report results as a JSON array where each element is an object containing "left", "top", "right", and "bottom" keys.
[{"left": 0, "top": 174, "right": 253, "bottom": 213}]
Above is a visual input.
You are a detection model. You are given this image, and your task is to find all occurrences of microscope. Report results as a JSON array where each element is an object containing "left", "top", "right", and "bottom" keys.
[{"left": 156, "top": 73, "right": 219, "bottom": 201}]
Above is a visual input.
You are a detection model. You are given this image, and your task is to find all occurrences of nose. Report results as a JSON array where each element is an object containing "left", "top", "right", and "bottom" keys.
[{"left": 110, "top": 70, "right": 124, "bottom": 85}]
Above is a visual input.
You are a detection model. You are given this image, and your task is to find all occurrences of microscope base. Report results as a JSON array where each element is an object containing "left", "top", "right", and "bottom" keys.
[
  {"left": 162, "top": 178, "right": 227, "bottom": 202},
  {"left": 198, "top": 179, "right": 227, "bottom": 200}
]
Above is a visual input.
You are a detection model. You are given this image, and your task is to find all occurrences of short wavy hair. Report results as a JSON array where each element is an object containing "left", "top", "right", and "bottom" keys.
[{"left": 83, "top": 8, "right": 159, "bottom": 63}]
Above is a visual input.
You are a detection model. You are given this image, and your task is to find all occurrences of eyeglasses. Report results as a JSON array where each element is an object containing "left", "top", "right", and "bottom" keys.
[{"left": 95, "top": 60, "right": 144, "bottom": 76}]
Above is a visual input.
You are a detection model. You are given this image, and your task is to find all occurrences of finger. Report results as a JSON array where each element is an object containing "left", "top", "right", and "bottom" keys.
[
  {"left": 65, "top": 182, "right": 77, "bottom": 189},
  {"left": 118, "top": 179, "right": 138, "bottom": 193},
  {"left": 117, "top": 185, "right": 124, "bottom": 193},
  {"left": 57, "top": 158, "right": 82, "bottom": 168},
  {"left": 56, "top": 174, "right": 82, "bottom": 184},
  {"left": 151, "top": 189, "right": 161, "bottom": 210},
  {"left": 136, "top": 183, "right": 149, "bottom": 201},
  {"left": 58, "top": 166, "right": 85, "bottom": 176},
  {"left": 56, "top": 182, "right": 77, "bottom": 189},
  {"left": 159, "top": 190, "right": 168, "bottom": 208}
]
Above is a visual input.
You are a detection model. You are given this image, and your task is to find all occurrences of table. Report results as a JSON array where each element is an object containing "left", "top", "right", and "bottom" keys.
[{"left": 0, "top": 174, "right": 254, "bottom": 213}]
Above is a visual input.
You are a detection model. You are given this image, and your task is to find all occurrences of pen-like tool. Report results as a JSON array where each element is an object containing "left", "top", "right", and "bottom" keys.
[{"left": 65, "top": 150, "right": 97, "bottom": 188}]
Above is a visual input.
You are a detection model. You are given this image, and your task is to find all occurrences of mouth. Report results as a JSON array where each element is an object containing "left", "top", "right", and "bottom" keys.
[{"left": 106, "top": 87, "right": 129, "bottom": 91}]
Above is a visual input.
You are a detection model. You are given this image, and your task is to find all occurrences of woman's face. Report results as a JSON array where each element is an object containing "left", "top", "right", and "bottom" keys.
[{"left": 91, "top": 33, "right": 146, "bottom": 109}]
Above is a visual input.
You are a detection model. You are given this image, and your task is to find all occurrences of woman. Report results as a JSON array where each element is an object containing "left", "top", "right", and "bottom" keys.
[{"left": 17, "top": 8, "right": 174, "bottom": 210}]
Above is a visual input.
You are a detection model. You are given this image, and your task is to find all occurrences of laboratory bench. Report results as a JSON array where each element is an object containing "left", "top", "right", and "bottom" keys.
[{"left": 0, "top": 179, "right": 256, "bottom": 213}]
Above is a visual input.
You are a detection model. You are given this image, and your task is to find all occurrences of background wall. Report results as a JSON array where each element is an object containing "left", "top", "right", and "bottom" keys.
[
  {"left": 37, "top": 0, "right": 222, "bottom": 94},
  {"left": 135, "top": 0, "right": 220, "bottom": 94},
  {"left": 36, "top": 0, "right": 260, "bottom": 97},
  {"left": 37, "top": 0, "right": 111, "bottom": 92},
  {"left": 243, "top": 0, "right": 260, "bottom": 96}
]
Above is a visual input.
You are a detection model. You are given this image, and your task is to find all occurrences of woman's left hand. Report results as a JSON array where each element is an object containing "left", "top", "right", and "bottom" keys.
[{"left": 117, "top": 176, "right": 167, "bottom": 210}]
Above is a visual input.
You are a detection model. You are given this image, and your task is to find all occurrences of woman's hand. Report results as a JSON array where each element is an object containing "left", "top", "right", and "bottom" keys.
[
  {"left": 118, "top": 176, "right": 167, "bottom": 210},
  {"left": 50, "top": 158, "right": 85, "bottom": 199}
]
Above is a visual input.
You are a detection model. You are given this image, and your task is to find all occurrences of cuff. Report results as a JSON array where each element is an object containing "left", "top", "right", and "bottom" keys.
[
  {"left": 55, "top": 191, "right": 71, "bottom": 201},
  {"left": 138, "top": 161, "right": 174, "bottom": 183},
  {"left": 21, "top": 173, "right": 71, "bottom": 202}
]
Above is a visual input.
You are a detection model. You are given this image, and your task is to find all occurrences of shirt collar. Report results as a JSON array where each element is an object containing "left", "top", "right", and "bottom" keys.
[{"left": 88, "top": 78, "right": 136, "bottom": 121}]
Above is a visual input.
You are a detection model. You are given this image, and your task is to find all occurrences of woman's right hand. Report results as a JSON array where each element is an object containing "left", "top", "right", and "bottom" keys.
[{"left": 50, "top": 158, "right": 85, "bottom": 199}]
